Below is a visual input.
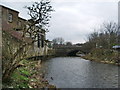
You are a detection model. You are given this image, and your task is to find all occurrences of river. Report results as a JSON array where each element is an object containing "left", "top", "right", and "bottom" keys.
[{"left": 41, "top": 57, "right": 119, "bottom": 88}]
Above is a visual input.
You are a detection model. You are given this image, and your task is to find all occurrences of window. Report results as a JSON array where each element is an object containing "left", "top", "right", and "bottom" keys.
[
  {"left": 8, "top": 13, "right": 13, "bottom": 22},
  {"left": 37, "top": 33, "right": 41, "bottom": 48},
  {"left": 18, "top": 21, "right": 21, "bottom": 27},
  {"left": 41, "top": 35, "right": 44, "bottom": 48}
]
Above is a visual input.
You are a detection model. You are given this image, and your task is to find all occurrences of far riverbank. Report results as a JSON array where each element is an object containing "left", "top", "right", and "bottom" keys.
[{"left": 80, "top": 48, "right": 119, "bottom": 66}]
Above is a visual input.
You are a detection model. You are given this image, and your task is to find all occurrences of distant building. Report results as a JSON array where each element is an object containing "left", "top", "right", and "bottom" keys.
[
  {"left": 1, "top": 5, "right": 51, "bottom": 57},
  {"left": 112, "top": 45, "right": 120, "bottom": 50}
]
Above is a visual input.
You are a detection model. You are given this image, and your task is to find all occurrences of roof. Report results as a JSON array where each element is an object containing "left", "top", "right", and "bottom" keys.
[
  {"left": 18, "top": 17, "right": 27, "bottom": 21},
  {"left": 0, "top": 5, "right": 19, "bottom": 13}
]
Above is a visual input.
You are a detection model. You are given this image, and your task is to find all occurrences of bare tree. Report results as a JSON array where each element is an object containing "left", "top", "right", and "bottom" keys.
[
  {"left": 2, "top": 0, "right": 53, "bottom": 81},
  {"left": 103, "top": 22, "right": 118, "bottom": 49},
  {"left": 52, "top": 37, "right": 64, "bottom": 45},
  {"left": 82, "top": 21, "right": 118, "bottom": 53},
  {"left": 25, "top": 0, "right": 53, "bottom": 47}
]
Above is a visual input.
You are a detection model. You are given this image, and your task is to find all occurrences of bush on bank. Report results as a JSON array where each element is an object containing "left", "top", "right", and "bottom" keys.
[{"left": 82, "top": 48, "right": 119, "bottom": 65}]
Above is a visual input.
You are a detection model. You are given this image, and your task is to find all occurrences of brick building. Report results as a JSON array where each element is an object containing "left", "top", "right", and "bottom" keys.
[{"left": 1, "top": 5, "right": 49, "bottom": 58}]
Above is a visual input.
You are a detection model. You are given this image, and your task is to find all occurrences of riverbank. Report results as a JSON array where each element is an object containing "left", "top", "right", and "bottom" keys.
[
  {"left": 81, "top": 48, "right": 119, "bottom": 66},
  {"left": 2, "top": 59, "right": 56, "bottom": 89}
]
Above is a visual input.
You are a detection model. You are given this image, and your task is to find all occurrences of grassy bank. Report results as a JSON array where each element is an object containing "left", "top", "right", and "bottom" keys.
[
  {"left": 81, "top": 48, "right": 119, "bottom": 65},
  {"left": 3, "top": 59, "right": 56, "bottom": 89}
]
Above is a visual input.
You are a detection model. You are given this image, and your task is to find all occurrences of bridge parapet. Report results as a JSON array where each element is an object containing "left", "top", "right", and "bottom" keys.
[
  {"left": 54, "top": 45, "right": 84, "bottom": 56},
  {"left": 54, "top": 45, "right": 82, "bottom": 49}
]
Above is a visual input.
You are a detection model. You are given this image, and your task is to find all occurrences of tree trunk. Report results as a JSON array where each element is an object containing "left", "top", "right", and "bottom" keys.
[{"left": 2, "top": 63, "right": 19, "bottom": 83}]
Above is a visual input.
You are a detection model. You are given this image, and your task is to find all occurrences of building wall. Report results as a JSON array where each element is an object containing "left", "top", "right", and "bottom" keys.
[
  {"left": 2, "top": 5, "right": 19, "bottom": 31},
  {"left": 18, "top": 17, "right": 27, "bottom": 30}
]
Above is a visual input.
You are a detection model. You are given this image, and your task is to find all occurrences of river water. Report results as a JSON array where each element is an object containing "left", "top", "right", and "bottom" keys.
[{"left": 41, "top": 57, "right": 119, "bottom": 88}]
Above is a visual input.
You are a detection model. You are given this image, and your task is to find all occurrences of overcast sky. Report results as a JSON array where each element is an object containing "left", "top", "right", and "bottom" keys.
[{"left": 1, "top": 0, "right": 118, "bottom": 44}]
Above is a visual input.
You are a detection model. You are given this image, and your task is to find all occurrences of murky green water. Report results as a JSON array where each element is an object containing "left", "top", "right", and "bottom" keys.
[{"left": 41, "top": 57, "right": 119, "bottom": 88}]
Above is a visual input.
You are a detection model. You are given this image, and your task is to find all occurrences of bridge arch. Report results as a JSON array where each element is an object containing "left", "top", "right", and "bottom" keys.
[{"left": 67, "top": 50, "right": 84, "bottom": 56}]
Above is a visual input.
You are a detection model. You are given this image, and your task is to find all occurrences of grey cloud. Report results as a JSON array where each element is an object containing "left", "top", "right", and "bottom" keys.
[
  {"left": 1, "top": 1, "right": 118, "bottom": 44},
  {"left": 47, "top": 1, "right": 117, "bottom": 43}
]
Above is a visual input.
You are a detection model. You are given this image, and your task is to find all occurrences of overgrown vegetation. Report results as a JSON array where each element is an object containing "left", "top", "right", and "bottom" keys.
[
  {"left": 82, "top": 22, "right": 120, "bottom": 65},
  {"left": 82, "top": 48, "right": 119, "bottom": 65},
  {"left": 3, "top": 59, "right": 56, "bottom": 88}
]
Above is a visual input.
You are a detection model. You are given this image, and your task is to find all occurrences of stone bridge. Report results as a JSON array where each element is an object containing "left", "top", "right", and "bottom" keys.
[{"left": 54, "top": 45, "right": 85, "bottom": 56}]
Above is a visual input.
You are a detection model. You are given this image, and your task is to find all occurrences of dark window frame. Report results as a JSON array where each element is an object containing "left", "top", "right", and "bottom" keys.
[{"left": 8, "top": 13, "right": 13, "bottom": 23}]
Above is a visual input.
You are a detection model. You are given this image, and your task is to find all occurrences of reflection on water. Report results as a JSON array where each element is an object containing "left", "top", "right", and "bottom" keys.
[{"left": 41, "top": 57, "right": 118, "bottom": 88}]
